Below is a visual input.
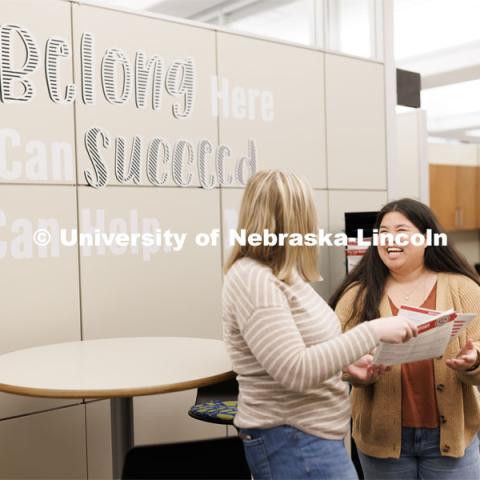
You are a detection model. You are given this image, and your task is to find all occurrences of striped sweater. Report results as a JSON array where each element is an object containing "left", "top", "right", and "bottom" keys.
[{"left": 222, "top": 257, "right": 379, "bottom": 439}]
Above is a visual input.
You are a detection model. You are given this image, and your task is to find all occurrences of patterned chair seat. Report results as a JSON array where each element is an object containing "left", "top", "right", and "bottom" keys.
[{"left": 188, "top": 399, "right": 238, "bottom": 425}]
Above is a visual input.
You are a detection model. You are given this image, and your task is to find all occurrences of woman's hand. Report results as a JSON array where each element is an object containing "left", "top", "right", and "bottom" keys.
[
  {"left": 343, "top": 354, "right": 390, "bottom": 386},
  {"left": 446, "top": 339, "right": 480, "bottom": 371},
  {"left": 371, "top": 316, "right": 418, "bottom": 344}
]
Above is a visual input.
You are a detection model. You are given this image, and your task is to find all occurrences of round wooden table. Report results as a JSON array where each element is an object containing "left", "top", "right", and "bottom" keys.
[{"left": 0, "top": 337, "right": 234, "bottom": 478}]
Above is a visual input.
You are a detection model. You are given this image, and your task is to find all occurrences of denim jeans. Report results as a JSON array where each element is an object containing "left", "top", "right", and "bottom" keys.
[
  {"left": 239, "top": 425, "right": 358, "bottom": 480},
  {"left": 358, "top": 427, "right": 480, "bottom": 480}
]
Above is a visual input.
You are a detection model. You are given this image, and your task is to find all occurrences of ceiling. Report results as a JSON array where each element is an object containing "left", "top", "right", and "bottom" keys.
[
  {"left": 89, "top": 0, "right": 480, "bottom": 143},
  {"left": 395, "top": 0, "right": 480, "bottom": 143},
  {"left": 90, "top": 0, "right": 261, "bottom": 21},
  {"left": 149, "top": 0, "right": 234, "bottom": 19}
]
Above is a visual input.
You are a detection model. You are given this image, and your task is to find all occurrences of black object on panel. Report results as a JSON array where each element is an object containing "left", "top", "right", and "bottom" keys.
[
  {"left": 344, "top": 211, "right": 379, "bottom": 238},
  {"left": 397, "top": 68, "right": 421, "bottom": 108}
]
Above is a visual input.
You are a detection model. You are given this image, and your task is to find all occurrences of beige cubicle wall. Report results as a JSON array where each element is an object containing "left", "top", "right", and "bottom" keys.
[
  {"left": 325, "top": 54, "right": 387, "bottom": 190},
  {"left": 0, "top": 0, "right": 389, "bottom": 477},
  {"left": 78, "top": 187, "right": 223, "bottom": 340},
  {"left": 216, "top": 33, "right": 327, "bottom": 189},
  {"left": 0, "top": 0, "right": 76, "bottom": 185},
  {"left": 72, "top": 4, "right": 219, "bottom": 187}
]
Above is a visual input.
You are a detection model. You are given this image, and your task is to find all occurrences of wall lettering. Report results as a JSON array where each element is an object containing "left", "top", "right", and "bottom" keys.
[{"left": 0, "top": 25, "right": 266, "bottom": 187}]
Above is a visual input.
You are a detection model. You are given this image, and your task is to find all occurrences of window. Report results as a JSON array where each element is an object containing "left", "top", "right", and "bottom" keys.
[
  {"left": 326, "top": 0, "right": 380, "bottom": 59},
  {"left": 225, "top": 0, "right": 317, "bottom": 47}
]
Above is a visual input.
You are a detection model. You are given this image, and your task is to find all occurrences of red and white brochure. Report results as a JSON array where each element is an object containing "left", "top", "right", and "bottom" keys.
[
  {"left": 398, "top": 306, "right": 457, "bottom": 334},
  {"left": 373, "top": 306, "right": 476, "bottom": 366},
  {"left": 398, "top": 305, "right": 474, "bottom": 338}
]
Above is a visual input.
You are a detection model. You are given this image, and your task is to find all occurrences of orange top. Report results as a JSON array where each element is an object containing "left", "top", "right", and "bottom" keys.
[{"left": 389, "top": 283, "right": 440, "bottom": 428}]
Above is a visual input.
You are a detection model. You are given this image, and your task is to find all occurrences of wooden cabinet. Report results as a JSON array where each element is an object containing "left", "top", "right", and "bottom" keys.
[
  {"left": 477, "top": 167, "right": 480, "bottom": 229},
  {"left": 429, "top": 164, "right": 478, "bottom": 231},
  {"left": 456, "top": 166, "right": 478, "bottom": 229},
  {"left": 429, "top": 165, "right": 457, "bottom": 231}
]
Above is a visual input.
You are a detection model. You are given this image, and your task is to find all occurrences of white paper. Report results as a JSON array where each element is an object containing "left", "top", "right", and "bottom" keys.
[
  {"left": 450, "top": 313, "right": 476, "bottom": 338},
  {"left": 397, "top": 305, "right": 441, "bottom": 325},
  {"left": 373, "top": 307, "right": 475, "bottom": 366}
]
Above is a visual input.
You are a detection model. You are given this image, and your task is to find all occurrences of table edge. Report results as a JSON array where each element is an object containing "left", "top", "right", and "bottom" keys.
[{"left": 0, "top": 371, "right": 235, "bottom": 399}]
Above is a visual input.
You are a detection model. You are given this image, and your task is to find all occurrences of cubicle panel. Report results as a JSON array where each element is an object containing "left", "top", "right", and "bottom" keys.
[
  {"left": 396, "top": 110, "right": 423, "bottom": 200},
  {"left": 326, "top": 55, "right": 387, "bottom": 190},
  {"left": 0, "top": 0, "right": 76, "bottom": 185},
  {"left": 220, "top": 188, "right": 243, "bottom": 265},
  {"left": 0, "top": 185, "right": 81, "bottom": 418},
  {"left": 328, "top": 190, "right": 387, "bottom": 292},
  {"left": 216, "top": 33, "right": 327, "bottom": 189},
  {"left": 134, "top": 391, "right": 229, "bottom": 445},
  {"left": 72, "top": 4, "right": 218, "bottom": 187},
  {"left": 0, "top": 405, "right": 87, "bottom": 479},
  {"left": 312, "top": 189, "right": 331, "bottom": 299},
  {"left": 86, "top": 393, "right": 228, "bottom": 474},
  {"left": 78, "top": 187, "right": 223, "bottom": 339},
  {"left": 221, "top": 188, "right": 331, "bottom": 298}
]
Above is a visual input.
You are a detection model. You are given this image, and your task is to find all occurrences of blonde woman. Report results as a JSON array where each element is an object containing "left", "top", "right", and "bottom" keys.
[{"left": 222, "top": 170, "right": 418, "bottom": 480}]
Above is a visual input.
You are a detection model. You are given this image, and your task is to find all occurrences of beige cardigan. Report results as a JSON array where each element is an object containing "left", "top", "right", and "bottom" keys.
[{"left": 336, "top": 272, "right": 480, "bottom": 458}]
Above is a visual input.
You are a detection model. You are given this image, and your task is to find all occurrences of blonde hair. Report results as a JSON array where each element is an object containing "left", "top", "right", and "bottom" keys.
[{"left": 224, "top": 170, "right": 320, "bottom": 284}]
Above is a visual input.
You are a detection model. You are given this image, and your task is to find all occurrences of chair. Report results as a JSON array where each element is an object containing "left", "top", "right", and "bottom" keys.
[
  {"left": 188, "top": 377, "right": 238, "bottom": 426},
  {"left": 121, "top": 436, "right": 251, "bottom": 479}
]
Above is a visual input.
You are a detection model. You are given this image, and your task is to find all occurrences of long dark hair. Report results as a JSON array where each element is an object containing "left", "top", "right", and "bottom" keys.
[{"left": 329, "top": 198, "right": 480, "bottom": 327}]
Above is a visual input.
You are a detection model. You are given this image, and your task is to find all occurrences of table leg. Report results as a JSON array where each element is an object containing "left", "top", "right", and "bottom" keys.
[{"left": 110, "top": 397, "right": 134, "bottom": 479}]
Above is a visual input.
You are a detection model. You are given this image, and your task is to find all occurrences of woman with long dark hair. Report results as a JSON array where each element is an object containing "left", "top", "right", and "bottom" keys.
[{"left": 330, "top": 198, "right": 480, "bottom": 480}]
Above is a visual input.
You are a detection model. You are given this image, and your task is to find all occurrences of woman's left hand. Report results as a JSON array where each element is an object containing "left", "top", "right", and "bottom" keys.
[
  {"left": 446, "top": 339, "right": 480, "bottom": 371},
  {"left": 343, "top": 354, "right": 390, "bottom": 385}
]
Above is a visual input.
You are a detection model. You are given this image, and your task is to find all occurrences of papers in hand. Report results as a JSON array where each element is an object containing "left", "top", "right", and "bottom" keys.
[{"left": 373, "top": 306, "right": 476, "bottom": 366}]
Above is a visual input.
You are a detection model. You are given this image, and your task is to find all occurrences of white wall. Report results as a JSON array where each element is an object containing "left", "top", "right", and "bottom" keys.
[{"left": 428, "top": 143, "right": 478, "bottom": 166}]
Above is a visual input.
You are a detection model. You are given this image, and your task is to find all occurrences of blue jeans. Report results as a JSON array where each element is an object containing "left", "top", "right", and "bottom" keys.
[
  {"left": 239, "top": 425, "right": 358, "bottom": 480},
  {"left": 358, "top": 427, "right": 480, "bottom": 480}
]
